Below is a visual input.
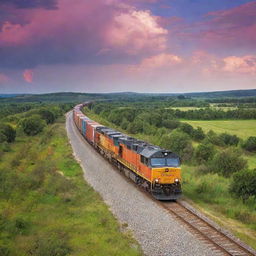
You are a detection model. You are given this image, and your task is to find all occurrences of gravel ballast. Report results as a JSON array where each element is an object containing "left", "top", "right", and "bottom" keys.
[{"left": 66, "top": 112, "right": 217, "bottom": 256}]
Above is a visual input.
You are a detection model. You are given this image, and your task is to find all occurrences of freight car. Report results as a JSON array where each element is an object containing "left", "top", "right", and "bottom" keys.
[{"left": 73, "top": 102, "right": 182, "bottom": 200}]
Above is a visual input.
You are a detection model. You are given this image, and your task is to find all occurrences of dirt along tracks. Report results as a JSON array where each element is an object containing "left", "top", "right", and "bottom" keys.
[{"left": 66, "top": 111, "right": 237, "bottom": 256}]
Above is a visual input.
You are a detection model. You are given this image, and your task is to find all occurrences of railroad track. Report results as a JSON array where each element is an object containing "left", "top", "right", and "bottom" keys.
[{"left": 161, "top": 201, "right": 256, "bottom": 256}]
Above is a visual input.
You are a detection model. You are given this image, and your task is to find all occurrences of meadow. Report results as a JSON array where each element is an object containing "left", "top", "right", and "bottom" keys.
[
  {"left": 0, "top": 107, "right": 141, "bottom": 256},
  {"left": 182, "top": 120, "right": 256, "bottom": 139}
]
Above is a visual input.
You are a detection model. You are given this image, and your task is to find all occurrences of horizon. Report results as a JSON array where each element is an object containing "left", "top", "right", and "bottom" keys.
[
  {"left": 0, "top": 0, "right": 255, "bottom": 93},
  {"left": 1, "top": 88, "right": 256, "bottom": 96}
]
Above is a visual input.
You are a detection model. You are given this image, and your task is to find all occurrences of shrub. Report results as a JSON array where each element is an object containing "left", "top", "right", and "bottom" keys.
[
  {"left": 206, "top": 130, "right": 224, "bottom": 146},
  {"left": 194, "top": 141, "right": 215, "bottom": 164},
  {"left": 160, "top": 130, "right": 193, "bottom": 161},
  {"left": 162, "top": 119, "right": 180, "bottom": 130},
  {"left": 127, "top": 120, "right": 144, "bottom": 134},
  {"left": 179, "top": 123, "right": 193, "bottom": 135},
  {"left": 211, "top": 148, "right": 247, "bottom": 177},
  {"left": 230, "top": 169, "right": 256, "bottom": 200},
  {"left": 242, "top": 136, "right": 256, "bottom": 152},
  {"left": 120, "top": 118, "right": 129, "bottom": 130},
  {"left": 20, "top": 115, "right": 46, "bottom": 136},
  {"left": 39, "top": 109, "right": 56, "bottom": 124},
  {"left": 192, "top": 127, "right": 205, "bottom": 141},
  {"left": 0, "top": 124, "right": 16, "bottom": 143},
  {"left": 219, "top": 133, "right": 239, "bottom": 146}
]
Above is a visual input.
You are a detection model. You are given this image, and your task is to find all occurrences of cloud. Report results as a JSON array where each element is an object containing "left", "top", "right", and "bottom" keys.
[
  {"left": 223, "top": 55, "right": 256, "bottom": 74},
  {"left": 0, "top": 0, "right": 168, "bottom": 69},
  {"left": 23, "top": 69, "right": 33, "bottom": 83},
  {"left": 129, "top": 53, "right": 182, "bottom": 72},
  {"left": 106, "top": 9, "right": 168, "bottom": 54}
]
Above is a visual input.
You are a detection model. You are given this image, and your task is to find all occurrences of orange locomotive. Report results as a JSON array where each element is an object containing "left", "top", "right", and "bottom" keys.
[{"left": 73, "top": 102, "right": 182, "bottom": 200}]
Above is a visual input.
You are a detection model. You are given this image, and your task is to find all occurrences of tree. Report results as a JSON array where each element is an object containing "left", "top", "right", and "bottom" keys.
[
  {"left": 242, "top": 136, "right": 256, "bottom": 152},
  {"left": 127, "top": 120, "right": 144, "bottom": 134},
  {"left": 192, "top": 127, "right": 205, "bottom": 141},
  {"left": 120, "top": 118, "right": 129, "bottom": 130},
  {"left": 162, "top": 119, "right": 180, "bottom": 130},
  {"left": 195, "top": 141, "right": 215, "bottom": 164},
  {"left": 230, "top": 169, "right": 256, "bottom": 200},
  {"left": 219, "top": 133, "right": 239, "bottom": 146},
  {"left": 160, "top": 130, "right": 193, "bottom": 161},
  {"left": 0, "top": 124, "right": 16, "bottom": 143},
  {"left": 39, "top": 109, "right": 56, "bottom": 124},
  {"left": 20, "top": 115, "right": 46, "bottom": 136},
  {"left": 179, "top": 123, "right": 194, "bottom": 135},
  {"left": 211, "top": 148, "right": 247, "bottom": 177},
  {"left": 206, "top": 130, "right": 224, "bottom": 146}
]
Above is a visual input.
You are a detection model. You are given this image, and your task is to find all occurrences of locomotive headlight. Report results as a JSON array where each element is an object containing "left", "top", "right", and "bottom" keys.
[
  {"left": 175, "top": 178, "right": 179, "bottom": 183},
  {"left": 155, "top": 179, "right": 159, "bottom": 183}
]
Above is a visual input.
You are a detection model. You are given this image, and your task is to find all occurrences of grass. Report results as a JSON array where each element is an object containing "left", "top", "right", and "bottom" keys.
[
  {"left": 166, "top": 106, "right": 237, "bottom": 111},
  {"left": 166, "top": 107, "right": 200, "bottom": 111},
  {"left": 182, "top": 165, "right": 256, "bottom": 249},
  {"left": 0, "top": 117, "right": 142, "bottom": 256},
  {"left": 182, "top": 120, "right": 256, "bottom": 139}
]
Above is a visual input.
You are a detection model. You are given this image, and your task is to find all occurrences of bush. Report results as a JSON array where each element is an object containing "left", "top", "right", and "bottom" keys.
[
  {"left": 194, "top": 141, "right": 215, "bottom": 164},
  {"left": 219, "top": 133, "right": 239, "bottom": 146},
  {"left": 127, "top": 120, "right": 144, "bottom": 134},
  {"left": 39, "top": 109, "right": 56, "bottom": 124},
  {"left": 211, "top": 148, "right": 247, "bottom": 177},
  {"left": 162, "top": 119, "right": 180, "bottom": 130},
  {"left": 160, "top": 130, "right": 193, "bottom": 161},
  {"left": 120, "top": 118, "right": 129, "bottom": 130},
  {"left": 230, "top": 169, "right": 256, "bottom": 200},
  {"left": 242, "top": 136, "right": 256, "bottom": 152},
  {"left": 206, "top": 130, "right": 224, "bottom": 146},
  {"left": 20, "top": 115, "right": 46, "bottom": 136},
  {"left": 192, "top": 127, "right": 205, "bottom": 141},
  {"left": 179, "top": 123, "right": 193, "bottom": 135},
  {"left": 0, "top": 124, "right": 16, "bottom": 143}
]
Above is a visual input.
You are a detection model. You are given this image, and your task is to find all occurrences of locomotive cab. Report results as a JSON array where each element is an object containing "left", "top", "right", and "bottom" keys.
[{"left": 140, "top": 147, "right": 182, "bottom": 200}]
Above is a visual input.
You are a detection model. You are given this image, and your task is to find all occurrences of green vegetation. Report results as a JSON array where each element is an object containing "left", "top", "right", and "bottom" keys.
[
  {"left": 84, "top": 99, "right": 256, "bottom": 249},
  {"left": 20, "top": 114, "right": 47, "bottom": 135},
  {"left": 1, "top": 91, "right": 256, "bottom": 251},
  {"left": 0, "top": 124, "right": 16, "bottom": 143},
  {"left": 242, "top": 137, "right": 256, "bottom": 152},
  {"left": 0, "top": 104, "right": 141, "bottom": 256},
  {"left": 183, "top": 120, "right": 256, "bottom": 139}
]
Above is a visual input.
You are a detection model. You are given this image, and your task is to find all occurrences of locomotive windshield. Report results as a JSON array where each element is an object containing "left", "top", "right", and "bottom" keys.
[{"left": 151, "top": 157, "right": 180, "bottom": 167}]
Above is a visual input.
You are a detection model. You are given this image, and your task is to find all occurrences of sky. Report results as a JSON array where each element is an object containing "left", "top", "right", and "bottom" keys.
[{"left": 0, "top": 0, "right": 255, "bottom": 93}]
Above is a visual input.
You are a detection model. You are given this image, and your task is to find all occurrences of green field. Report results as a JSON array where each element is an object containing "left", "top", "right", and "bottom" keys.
[
  {"left": 182, "top": 120, "right": 256, "bottom": 139},
  {"left": 0, "top": 116, "right": 141, "bottom": 256},
  {"left": 167, "top": 106, "right": 238, "bottom": 111},
  {"left": 167, "top": 107, "right": 200, "bottom": 111}
]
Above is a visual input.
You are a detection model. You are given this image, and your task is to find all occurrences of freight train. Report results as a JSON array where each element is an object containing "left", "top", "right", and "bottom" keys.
[{"left": 73, "top": 102, "right": 182, "bottom": 200}]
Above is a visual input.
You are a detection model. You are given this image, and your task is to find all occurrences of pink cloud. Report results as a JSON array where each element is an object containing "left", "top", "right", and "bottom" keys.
[
  {"left": 106, "top": 9, "right": 168, "bottom": 54},
  {"left": 223, "top": 55, "right": 256, "bottom": 74},
  {"left": 23, "top": 69, "right": 33, "bottom": 83},
  {"left": 0, "top": 0, "right": 168, "bottom": 68},
  {"left": 130, "top": 53, "right": 182, "bottom": 72}
]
